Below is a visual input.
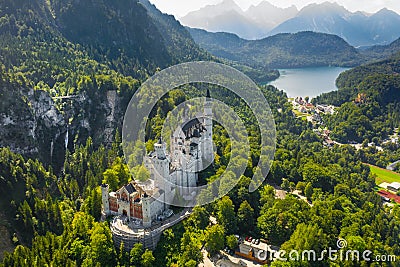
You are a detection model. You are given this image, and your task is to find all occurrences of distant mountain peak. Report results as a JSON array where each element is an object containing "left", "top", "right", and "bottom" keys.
[
  {"left": 298, "top": 1, "right": 349, "bottom": 16},
  {"left": 181, "top": 0, "right": 242, "bottom": 20},
  {"left": 202, "top": 0, "right": 242, "bottom": 12},
  {"left": 180, "top": 0, "right": 298, "bottom": 39},
  {"left": 268, "top": 1, "right": 400, "bottom": 47},
  {"left": 247, "top": 1, "right": 275, "bottom": 10},
  {"left": 373, "top": 7, "right": 399, "bottom": 16},
  {"left": 220, "top": 0, "right": 238, "bottom": 6},
  {"left": 246, "top": 1, "right": 297, "bottom": 12}
]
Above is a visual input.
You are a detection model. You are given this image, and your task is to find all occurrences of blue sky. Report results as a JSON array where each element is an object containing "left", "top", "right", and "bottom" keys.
[{"left": 148, "top": 0, "right": 400, "bottom": 17}]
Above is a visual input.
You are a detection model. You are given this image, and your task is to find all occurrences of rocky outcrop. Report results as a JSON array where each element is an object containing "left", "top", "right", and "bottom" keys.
[
  {"left": 104, "top": 90, "right": 118, "bottom": 145},
  {"left": 0, "top": 82, "right": 66, "bottom": 165},
  {"left": 64, "top": 89, "right": 124, "bottom": 151},
  {"left": 0, "top": 74, "right": 127, "bottom": 169}
]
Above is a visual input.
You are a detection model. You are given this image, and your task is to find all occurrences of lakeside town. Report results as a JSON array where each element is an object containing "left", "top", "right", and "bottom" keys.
[{"left": 290, "top": 95, "right": 400, "bottom": 206}]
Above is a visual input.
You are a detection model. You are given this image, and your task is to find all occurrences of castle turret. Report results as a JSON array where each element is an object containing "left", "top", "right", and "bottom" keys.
[
  {"left": 154, "top": 138, "right": 166, "bottom": 160},
  {"left": 153, "top": 138, "right": 170, "bottom": 189},
  {"left": 142, "top": 194, "right": 152, "bottom": 228},
  {"left": 203, "top": 89, "right": 214, "bottom": 163},
  {"left": 101, "top": 184, "right": 110, "bottom": 216}
]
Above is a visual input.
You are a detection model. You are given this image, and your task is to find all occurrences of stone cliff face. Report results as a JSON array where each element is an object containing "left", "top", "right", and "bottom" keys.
[
  {"left": 0, "top": 81, "right": 126, "bottom": 168},
  {"left": 65, "top": 89, "right": 124, "bottom": 150},
  {"left": 104, "top": 90, "right": 119, "bottom": 145},
  {"left": 0, "top": 83, "right": 66, "bottom": 165}
]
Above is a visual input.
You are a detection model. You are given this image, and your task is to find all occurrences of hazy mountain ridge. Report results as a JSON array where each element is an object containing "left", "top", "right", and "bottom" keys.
[
  {"left": 180, "top": 0, "right": 400, "bottom": 46},
  {"left": 180, "top": 0, "right": 299, "bottom": 39},
  {"left": 188, "top": 28, "right": 363, "bottom": 69},
  {"left": 270, "top": 2, "right": 400, "bottom": 47},
  {"left": 246, "top": 2, "right": 298, "bottom": 28}
]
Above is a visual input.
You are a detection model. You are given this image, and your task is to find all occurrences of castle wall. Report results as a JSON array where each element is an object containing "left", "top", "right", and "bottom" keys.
[
  {"left": 106, "top": 92, "right": 212, "bottom": 252},
  {"left": 150, "top": 198, "right": 165, "bottom": 220},
  {"left": 131, "top": 202, "right": 143, "bottom": 219},
  {"left": 109, "top": 197, "right": 118, "bottom": 212},
  {"left": 101, "top": 184, "right": 110, "bottom": 215},
  {"left": 118, "top": 200, "right": 131, "bottom": 217},
  {"left": 111, "top": 208, "right": 191, "bottom": 251},
  {"left": 110, "top": 221, "right": 163, "bottom": 251}
]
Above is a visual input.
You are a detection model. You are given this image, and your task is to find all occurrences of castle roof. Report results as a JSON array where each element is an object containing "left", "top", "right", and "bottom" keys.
[
  {"left": 124, "top": 183, "right": 136, "bottom": 194},
  {"left": 190, "top": 142, "right": 199, "bottom": 147},
  {"left": 181, "top": 118, "right": 206, "bottom": 139}
]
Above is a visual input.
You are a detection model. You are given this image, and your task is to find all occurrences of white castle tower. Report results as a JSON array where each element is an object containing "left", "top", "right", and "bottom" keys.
[
  {"left": 154, "top": 138, "right": 168, "bottom": 175},
  {"left": 101, "top": 184, "right": 110, "bottom": 216},
  {"left": 142, "top": 194, "right": 152, "bottom": 228},
  {"left": 153, "top": 138, "right": 174, "bottom": 192},
  {"left": 203, "top": 89, "right": 214, "bottom": 164}
]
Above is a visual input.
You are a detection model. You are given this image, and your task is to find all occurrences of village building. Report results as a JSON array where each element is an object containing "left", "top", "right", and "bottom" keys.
[
  {"left": 387, "top": 182, "right": 400, "bottom": 193},
  {"left": 235, "top": 240, "right": 278, "bottom": 265}
]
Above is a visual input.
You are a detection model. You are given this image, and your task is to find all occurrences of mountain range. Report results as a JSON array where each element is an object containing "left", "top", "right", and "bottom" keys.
[
  {"left": 180, "top": 0, "right": 400, "bottom": 47},
  {"left": 270, "top": 2, "right": 400, "bottom": 47},
  {"left": 180, "top": 0, "right": 297, "bottom": 40},
  {"left": 188, "top": 28, "right": 363, "bottom": 69}
]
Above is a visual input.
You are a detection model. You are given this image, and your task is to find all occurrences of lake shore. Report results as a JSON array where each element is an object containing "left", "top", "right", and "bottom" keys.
[{"left": 268, "top": 66, "right": 350, "bottom": 98}]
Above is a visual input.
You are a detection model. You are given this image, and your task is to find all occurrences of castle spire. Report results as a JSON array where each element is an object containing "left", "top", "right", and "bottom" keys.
[
  {"left": 154, "top": 137, "right": 166, "bottom": 159},
  {"left": 203, "top": 87, "right": 213, "bottom": 164}
]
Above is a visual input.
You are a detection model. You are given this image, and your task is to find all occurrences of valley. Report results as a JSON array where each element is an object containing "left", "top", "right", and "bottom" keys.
[{"left": 187, "top": 27, "right": 400, "bottom": 74}]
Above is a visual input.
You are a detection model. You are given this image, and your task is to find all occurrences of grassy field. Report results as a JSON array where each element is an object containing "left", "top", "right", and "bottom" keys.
[
  {"left": 366, "top": 164, "right": 400, "bottom": 185},
  {"left": 292, "top": 109, "right": 309, "bottom": 121}
]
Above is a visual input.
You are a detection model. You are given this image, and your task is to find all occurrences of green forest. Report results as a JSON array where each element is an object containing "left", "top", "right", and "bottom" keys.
[
  {"left": 187, "top": 28, "right": 390, "bottom": 70},
  {"left": 0, "top": 0, "right": 400, "bottom": 266}
]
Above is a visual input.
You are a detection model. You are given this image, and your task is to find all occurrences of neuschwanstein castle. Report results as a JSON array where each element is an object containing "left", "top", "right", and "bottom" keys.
[{"left": 101, "top": 90, "right": 213, "bottom": 228}]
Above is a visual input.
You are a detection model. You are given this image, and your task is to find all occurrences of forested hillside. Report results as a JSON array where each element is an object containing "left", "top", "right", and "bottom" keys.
[
  {"left": 188, "top": 28, "right": 363, "bottom": 69},
  {"left": 0, "top": 0, "right": 210, "bottom": 166},
  {"left": 362, "top": 38, "right": 400, "bottom": 61},
  {"left": 314, "top": 53, "right": 400, "bottom": 143},
  {"left": 315, "top": 52, "right": 400, "bottom": 107}
]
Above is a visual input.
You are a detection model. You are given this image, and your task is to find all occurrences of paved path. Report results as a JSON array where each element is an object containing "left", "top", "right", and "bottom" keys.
[{"left": 199, "top": 248, "right": 215, "bottom": 267}]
